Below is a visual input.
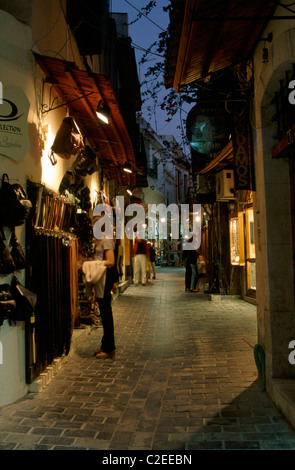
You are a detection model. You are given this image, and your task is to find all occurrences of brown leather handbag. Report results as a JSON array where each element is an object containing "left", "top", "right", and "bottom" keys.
[{"left": 50, "top": 117, "right": 84, "bottom": 164}]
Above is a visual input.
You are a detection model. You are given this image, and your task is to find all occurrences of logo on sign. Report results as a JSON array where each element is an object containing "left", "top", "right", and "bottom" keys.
[
  {"left": 0, "top": 87, "right": 30, "bottom": 161},
  {"left": 0, "top": 98, "right": 23, "bottom": 121}
]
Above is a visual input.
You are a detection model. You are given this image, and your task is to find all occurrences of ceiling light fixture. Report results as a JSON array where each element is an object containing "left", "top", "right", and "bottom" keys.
[
  {"left": 96, "top": 100, "right": 111, "bottom": 124},
  {"left": 123, "top": 162, "right": 133, "bottom": 173}
]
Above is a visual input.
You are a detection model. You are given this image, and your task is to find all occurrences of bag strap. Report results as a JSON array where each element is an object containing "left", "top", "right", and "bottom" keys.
[{"left": 1, "top": 173, "right": 9, "bottom": 186}]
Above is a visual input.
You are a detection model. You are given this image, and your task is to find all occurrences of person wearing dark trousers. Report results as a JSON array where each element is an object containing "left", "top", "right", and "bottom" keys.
[
  {"left": 149, "top": 242, "right": 156, "bottom": 279},
  {"left": 182, "top": 248, "right": 192, "bottom": 291},
  {"left": 93, "top": 234, "right": 116, "bottom": 359},
  {"left": 96, "top": 268, "right": 116, "bottom": 358},
  {"left": 188, "top": 248, "right": 199, "bottom": 292}
]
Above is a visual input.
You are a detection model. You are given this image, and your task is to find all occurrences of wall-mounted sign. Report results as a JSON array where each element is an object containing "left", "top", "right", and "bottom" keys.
[
  {"left": 186, "top": 105, "right": 229, "bottom": 155},
  {"left": 0, "top": 87, "right": 30, "bottom": 161},
  {"left": 232, "top": 109, "right": 253, "bottom": 190}
]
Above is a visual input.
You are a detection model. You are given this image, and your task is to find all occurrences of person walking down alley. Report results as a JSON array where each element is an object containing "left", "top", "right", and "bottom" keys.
[
  {"left": 133, "top": 237, "right": 149, "bottom": 285},
  {"left": 188, "top": 246, "right": 199, "bottom": 292}
]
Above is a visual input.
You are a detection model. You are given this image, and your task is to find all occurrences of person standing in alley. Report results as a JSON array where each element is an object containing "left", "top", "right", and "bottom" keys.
[
  {"left": 196, "top": 251, "right": 206, "bottom": 292},
  {"left": 133, "top": 237, "right": 149, "bottom": 285},
  {"left": 91, "top": 216, "right": 116, "bottom": 359},
  {"left": 149, "top": 242, "right": 156, "bottom": 279},
  {"left": 182, "top": 239, "right": 192, "bottom": 291},
  {"left": 188, "top": 244, "right": 199, "bottom": 292}
]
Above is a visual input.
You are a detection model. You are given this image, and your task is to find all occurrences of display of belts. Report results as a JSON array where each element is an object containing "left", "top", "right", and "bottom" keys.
[{"left": 25, "top": 181, "right": 78, "bottom": 384}]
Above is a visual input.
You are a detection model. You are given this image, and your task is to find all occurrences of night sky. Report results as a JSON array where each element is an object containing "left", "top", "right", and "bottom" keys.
[{"left": 110, "top": 0, "right": 191, "bottom": 154}]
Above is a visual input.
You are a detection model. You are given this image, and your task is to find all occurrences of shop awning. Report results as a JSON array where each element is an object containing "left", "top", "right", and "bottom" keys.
[
  {"left": 34, "top": 53, "right": 137, "bottom": 185},
  {"left": 165, "top": 0, "right": 278, "bottom": 91},
  {"left": 196, "top": 140, "right": 233, "bottom": 175}
]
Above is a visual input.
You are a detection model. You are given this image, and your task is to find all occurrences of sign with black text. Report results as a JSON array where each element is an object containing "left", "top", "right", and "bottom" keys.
[
  {"left": 0, "top": 87, "right": 30, "bottom": 161},
  {"left": 232, "top": 109, "right": 253, "bottom": 191}
]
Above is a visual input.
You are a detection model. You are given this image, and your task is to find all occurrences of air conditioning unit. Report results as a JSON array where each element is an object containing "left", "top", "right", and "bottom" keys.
[{"left": 216, "top": 170, "right": 235, "bottom": 201}]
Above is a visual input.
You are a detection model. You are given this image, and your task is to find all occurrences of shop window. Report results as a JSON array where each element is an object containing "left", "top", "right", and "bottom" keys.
[
  {"left": 247, "top": 260, "right": 256, "bottom": 291},
  {"left": 229, "top": 213, "right": 245, "bottom": 266},
  {"left": 245, "top": 207, "right": 256, "bottom": 295},
  {"left": 230, "top": 218, "right": 239, "bottom": 265}
]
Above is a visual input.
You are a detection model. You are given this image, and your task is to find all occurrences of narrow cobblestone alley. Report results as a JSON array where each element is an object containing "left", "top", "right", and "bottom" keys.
[{"left": 1, "top": 267, "right": 295, "bottom": 452}]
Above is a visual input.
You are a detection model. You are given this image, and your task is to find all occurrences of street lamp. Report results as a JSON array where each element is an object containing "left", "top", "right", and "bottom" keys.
[
  {"left": 96, "top": 101, "right": 111, "bottom": 124},
  {"left": 123, "top": 162, "right": 133, "bottom": 173}
]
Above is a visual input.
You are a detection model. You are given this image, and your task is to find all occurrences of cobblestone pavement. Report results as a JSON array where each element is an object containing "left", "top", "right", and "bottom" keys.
[{"left": 1, "top": 267, "right": 295, "bottom": 451}]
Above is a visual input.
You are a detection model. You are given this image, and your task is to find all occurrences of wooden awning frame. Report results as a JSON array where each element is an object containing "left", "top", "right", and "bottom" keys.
[
  {"left": 34, "top": 53, "right": 137, "bottom": 185},
  {"left": 196, "top": 140, "right": 233, "bottom": 175},
  {"left": 165, "top": 0, "right": 278, "bottom": 91}
]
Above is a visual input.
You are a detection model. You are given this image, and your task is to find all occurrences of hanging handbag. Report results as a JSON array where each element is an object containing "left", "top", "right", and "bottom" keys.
[
  {"left": 10, "top": 275, "right": 37, "bottom": 323},
  {"left": 10, "top": 229, "right": 26, "bottom": 271},
  {"left": 78, "top": 186, "right": 91, "bottom": 211},
  {"left": 59, "top": 169, "right": 76, "bottom": 194},
  {"left": 0, "top": 174, "right": 32, "bottom": 232},
  {"left": 73, "top": 145, "right": 98, "bottom": 176},
  {"left": 50, "top": 117, "right": 84, "bottom": 162},
  {"left": 0, "top": 283, "right": 16, "bottom": 327},
  {"left": 0, "top": 237, "right": 16, "bottom": 275}
]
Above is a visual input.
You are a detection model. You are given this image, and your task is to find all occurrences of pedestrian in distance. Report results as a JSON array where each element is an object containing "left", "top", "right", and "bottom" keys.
[
  {"left": 149, "top": 242, "right": 156, "bottom": 279},
  {"left": 182, "top": 239, "right": 192, "bottom": 291},
  {"left": 196, "top": 251, "right": 206, "bottom": 292},
  {"left": 188, "top": 245, "right": 199, "bottom": 292},
  {"left": 133, "top": 237, "right": 149, "bottom": 285}
]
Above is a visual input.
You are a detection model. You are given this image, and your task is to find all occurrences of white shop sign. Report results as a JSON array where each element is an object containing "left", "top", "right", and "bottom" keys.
[{"left": 0, "top": 87, "right": 30, "bottom": 161}]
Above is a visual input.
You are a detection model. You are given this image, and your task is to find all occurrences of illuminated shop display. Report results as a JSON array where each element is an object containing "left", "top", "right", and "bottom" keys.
[
  {"left": 229, "top": 205, "right": 256, "bottom": 296},
  {"left": 245, "top": 207, "right": 256, "bottom": 293}
]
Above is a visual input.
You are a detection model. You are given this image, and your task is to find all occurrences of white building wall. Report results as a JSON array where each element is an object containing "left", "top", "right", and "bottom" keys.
[
  {"left": 252, "top": 4, "right": 295, "bottom": 380},
  {"left": 0, "top": 2, "right": 100, "bottom": 406},
  {"left": 0, "top": 9, "right": 39, "bottom": 406}
]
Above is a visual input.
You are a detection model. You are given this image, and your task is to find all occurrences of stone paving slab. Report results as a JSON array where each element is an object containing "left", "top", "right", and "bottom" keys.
[{"left": 1, "top": 267, "right": 295, "bottom": 451}]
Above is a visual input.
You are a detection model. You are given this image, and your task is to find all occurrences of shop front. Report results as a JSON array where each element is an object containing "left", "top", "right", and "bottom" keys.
[
  {"left": 253, "top": 21, "right": 295, "bottom": 384},
  {"left": 163, "top": 0, "right": 295, "bottom": 429},
  {"left": 228, "top": 194, "right": 256, "bottom": 301},
  {"left": 0, "top": 6, "right": 143, "bottom": 406},
  {"left": 192, "top": 135, "right": 256, "bottom": 300},
  {"left": 0, "top": 9, "right": 41, "bottom": 406}
]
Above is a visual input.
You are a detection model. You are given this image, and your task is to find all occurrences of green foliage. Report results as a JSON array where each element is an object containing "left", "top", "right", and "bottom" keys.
[{"left": 128, "top": 1, "right": 198, "bottom": 153}]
